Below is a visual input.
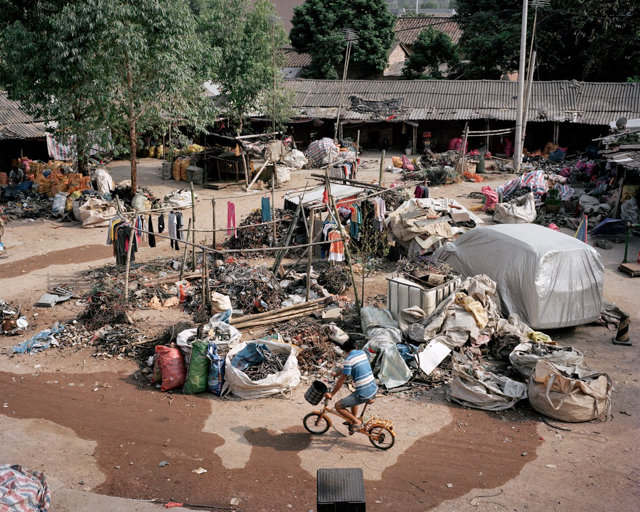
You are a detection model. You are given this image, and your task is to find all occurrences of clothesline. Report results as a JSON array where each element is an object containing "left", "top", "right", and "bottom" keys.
[{"left": 113, "top": 224, "right": 345, "bottom": 255}]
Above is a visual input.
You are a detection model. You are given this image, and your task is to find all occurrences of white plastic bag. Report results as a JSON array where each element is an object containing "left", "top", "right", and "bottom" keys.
[
  {"left": 52, "top": 192, "right": 68, "bottom": 216},
  {"left": 282, "top": 149, "right": 308, "bottom": 170},
  {"left": 203, "top": 321, "right": 242, "bottom": 351},
  {"left": 224, "top": 340, "right": 300, "bottom": 399},
  {"left": 176, "top": 328, "right": 198, "bottom": 365},
  {"left": 210, "top": 292, "right": 232, "bottom": 314},
  {"left": 275, "top": 165, "right": 292, "bottom": 185},
  {"left": 93, "top": 167, "right": 114, "bottom": 194},
  {"left": 493, "top": 192, "right": 536, "bottom": 224}
]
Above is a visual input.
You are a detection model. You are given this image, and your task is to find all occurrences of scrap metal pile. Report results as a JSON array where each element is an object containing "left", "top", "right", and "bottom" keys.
[
  {"left": 243, "top": 350, "right": 289, "bottom": 381},
  {"left": 318, "top": 266, "right": 352, "bottom": 294},
  {"left": 210, "top": 261, "right": 285, "bottom": 314},
  {"left": 272, "top": 317, "right": 341, "bottom": 373},
  {"left": 222, "top": 208, "right": 306, "bottom": 257}
]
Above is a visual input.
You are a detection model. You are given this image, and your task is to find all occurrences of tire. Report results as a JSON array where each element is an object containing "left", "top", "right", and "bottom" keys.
[
  {"left": 368, "top": 426, "right": 395, "bottom": 450},
  {"left": 303, "top": 412, "right": 330, "bottom": 435}
]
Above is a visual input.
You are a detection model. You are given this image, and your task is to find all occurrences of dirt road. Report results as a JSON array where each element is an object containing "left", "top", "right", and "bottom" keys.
[{"left": 1, "top": 154, "right": 638, "bottom": 512}]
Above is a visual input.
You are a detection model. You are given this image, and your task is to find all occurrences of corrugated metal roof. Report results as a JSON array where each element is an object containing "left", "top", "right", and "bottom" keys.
[
  {"left": 283, "top": 49, "right": 311, "bottom": 68},
  {"left": 0, "top": 91, "right": 47, "bottom": 140},
  {"left": 283, "top": 80, "right": 640, "bottom": 125},
  {"left": 394, "top": 16, "right": 461, "bottom": 46}
]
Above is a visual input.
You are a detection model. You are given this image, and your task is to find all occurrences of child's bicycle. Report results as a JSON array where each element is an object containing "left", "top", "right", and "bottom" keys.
[{"left": 303, "top": 398, "right": 396, "bottom": 450}]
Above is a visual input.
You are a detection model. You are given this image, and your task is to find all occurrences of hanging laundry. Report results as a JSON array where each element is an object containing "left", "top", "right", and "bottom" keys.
[
  {"left": 148, "top": 214, "right": 156, "bottom": 248},
  {"left": 168, "top": 211, "right": 183, "bottom": 250},
  {"left": 158, "top": 213, "right": 165, "bottom": 233},
  {"left": 415, "top": 184, "right": 429, "bottom": 199},
  {"left": 371, "top": 197, "right": 387, "bottom": 231},
  {"left": 261, "top": 197, "right": 272, "bottom": 222},
  {"left": 227, "top": 201, "right": 237, "bottom": 238},
  {"left": 328, "top": 230, "right": 345, "bottom": 262},
  {"left": 349, "top": 205, "right": 361, "bottom": 240}
]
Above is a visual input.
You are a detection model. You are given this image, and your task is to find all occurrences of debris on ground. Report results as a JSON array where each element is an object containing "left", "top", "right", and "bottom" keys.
[
  {"left": 318, "top": 266, "right": 353, "bottom": 294},
  {"left": 222, "top": 208, "right": 305, "bottom": 257}
]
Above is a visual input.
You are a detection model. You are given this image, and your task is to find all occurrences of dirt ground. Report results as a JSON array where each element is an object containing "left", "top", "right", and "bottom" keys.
[{"left": 1, "top": 153, "right": 638, "bottom": 512}]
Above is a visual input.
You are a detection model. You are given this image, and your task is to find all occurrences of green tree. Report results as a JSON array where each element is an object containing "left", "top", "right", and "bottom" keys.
[
  {"left": 454, "top": 0, "right": 640, "bottom": 81},
  {"left": 290, "top": 0, "right": 396, "bottom": 79},
  {"left": 402, "top": 26, "right": 458, "bottom": 79},
  {"left": 199, "top": 0, "right": 292, "bottom": 134},
  {"left": 1, "top": 0, "right": 107, "bottom": 174},
  {"left": 2, "top": 0, "right": 209, "bottom": 190}
]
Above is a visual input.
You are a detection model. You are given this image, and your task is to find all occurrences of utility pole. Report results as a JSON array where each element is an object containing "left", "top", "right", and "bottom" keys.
[
  {"left": 334, "top": 28, "right": 358, "bottom": 142},
  {"left": 513, "top": 0, "right": 528, "bottom": 173},
  {"left": 268, "top": 16, "right": 283, "bottom": 135}
]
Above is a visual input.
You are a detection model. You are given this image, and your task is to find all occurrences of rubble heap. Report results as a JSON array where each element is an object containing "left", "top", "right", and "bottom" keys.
[{"left": 222, "top": 208, "right": 305, "bottom": 256}]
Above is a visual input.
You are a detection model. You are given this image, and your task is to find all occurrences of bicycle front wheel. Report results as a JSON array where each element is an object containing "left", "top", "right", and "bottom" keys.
[
  {"left": 368, "top": 426, "right": 395, "bottom": 450},
  {"left": 303, "top": 412, "right": 330, "bottom": 435}
]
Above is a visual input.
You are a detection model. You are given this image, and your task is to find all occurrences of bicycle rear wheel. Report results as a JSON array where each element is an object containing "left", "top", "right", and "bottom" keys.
[
  {"left": 303, "top": 412, "right": 330, "bottom": 435},
  {"left": 368, "top": 426, "right": 395, "bottom": 450}
]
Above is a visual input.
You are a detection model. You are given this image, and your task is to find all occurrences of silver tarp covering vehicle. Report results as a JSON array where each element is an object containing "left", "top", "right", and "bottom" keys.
[{"left": 434, "top": 224, "right": 604, "bottom": 329}]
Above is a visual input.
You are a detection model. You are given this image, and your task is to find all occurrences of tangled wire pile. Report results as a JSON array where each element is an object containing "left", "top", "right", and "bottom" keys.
[
  {"left": 244, "top": 350, "right": 288, "bottom": 381},
  {"left": 223, "top": 208, "right": 305, "bottom": 257},
  {"left": 397, "top": 256, "right": 454, "bottom": 279},
  {"left": 80, "top": 281, "right": 130, "bottom": 330},
  {"left": 318, "top": 266, "right": 353, "bottom": 294},
  {"left": 211, "top": 262, "right": 285, "bottom": 314}
]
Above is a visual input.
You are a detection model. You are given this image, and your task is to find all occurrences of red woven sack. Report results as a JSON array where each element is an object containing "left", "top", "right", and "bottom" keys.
[{"left": 156, "top": 345, "right": 186, "bottom": 392}]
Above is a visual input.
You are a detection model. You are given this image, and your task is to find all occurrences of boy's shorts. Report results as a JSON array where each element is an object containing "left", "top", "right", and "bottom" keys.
[{"left": 339, "top": 392, "right": 373, "bottom": 408}]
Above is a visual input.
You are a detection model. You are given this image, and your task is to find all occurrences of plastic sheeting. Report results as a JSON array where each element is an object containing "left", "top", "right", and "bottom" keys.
[
  {"left": 447, "top": 359, "right": 528, "bottom": 411},
  {"left": 434, "top": 224, "right": 604, "bottom": 329},
  {"left": 360, "top": 307, "right": 411, "bottom": 389}
]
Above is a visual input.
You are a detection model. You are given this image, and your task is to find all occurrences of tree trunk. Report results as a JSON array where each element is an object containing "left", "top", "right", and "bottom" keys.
[
  {"left": 126, "top": 63, "right": 137, "bottom": 195},
  {"left": 129, "top": 120, "right": 137, "bottom": 194}
]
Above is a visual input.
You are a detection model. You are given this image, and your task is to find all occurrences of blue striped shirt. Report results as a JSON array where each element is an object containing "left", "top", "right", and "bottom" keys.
[{"left": 343, "top": 350, "right": 378, "bottom": 400}]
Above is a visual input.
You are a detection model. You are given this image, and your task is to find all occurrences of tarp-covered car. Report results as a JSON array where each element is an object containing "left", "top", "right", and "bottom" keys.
[{"left": 433, "top": 224, "right": 604, "bottom": 329}]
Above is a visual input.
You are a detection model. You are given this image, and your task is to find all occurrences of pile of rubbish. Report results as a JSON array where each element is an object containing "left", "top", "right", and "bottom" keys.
[
  {"left": 210, "top": 262, "right": 285, "bottom": 314},
  {"left": 318, "top": 266, "right": 353, "bottom": 294},
  {"left": 222, "top": 208, "right": 305, "bottom": 256},
  {"left": 359, "top": 273, "right": 612, "bottom": 421},
  {"left": 385, "top": 197, "right": 484, "bottom": 257}
]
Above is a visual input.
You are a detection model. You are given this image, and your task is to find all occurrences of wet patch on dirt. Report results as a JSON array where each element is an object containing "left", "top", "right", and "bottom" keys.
[
  {"left": 0, "top": 244, "right": 110, "bottom": 279},
  {"left": 0, "top": 370, "right": 540, "bottom": 511}
]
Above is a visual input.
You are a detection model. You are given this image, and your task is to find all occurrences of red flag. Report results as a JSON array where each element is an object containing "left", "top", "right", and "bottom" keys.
[{"left": 322, "top": 188, "right": 329, "bottom": 205}]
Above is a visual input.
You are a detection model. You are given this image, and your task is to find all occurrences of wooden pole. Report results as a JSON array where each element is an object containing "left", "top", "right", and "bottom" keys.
[
  {"left": 190, "top": 182, "right": 196, "bottom": 270},
  {"left": 271, "top": 174, "right": 276, "bottom": 246},
  {"left": 378, "top": 149, "right": 386, "bottom": 187},
  {"left": 123, "top": 210, "right": 138, "bottom": 302},
  {"left": 458, "top": 122, "right": 469, "bottom": 173},
  {"left": 201, "top": 248, "right": 208, "bottom": 311},
  {"left": 305, "top": 211, "right": 312, "bottom": 301},
  {"left": 272, "top": 202, "right": 302, "bottom": 274},
  {"left": 412, "top": 125, "right": 417, "bottom": 156},
  {"left": 354, "top": 129, "right": 360, "bottom": 180},
  {"left": 240, "top": 146, "right": 249, "bottom": 187},
  {"left": 180, "top": 219, "right": 192, "bottom": 280},
  {"left": 211, "top": 198, "right": 217, "bottom": 248},
  {"left": 246, "top": 158, "right": 270, "bottom": 191}
]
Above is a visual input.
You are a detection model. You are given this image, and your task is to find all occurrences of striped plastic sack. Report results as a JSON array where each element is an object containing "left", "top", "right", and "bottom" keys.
[{"left": 0, "top": 464, "right": 51, "bottom": 512}]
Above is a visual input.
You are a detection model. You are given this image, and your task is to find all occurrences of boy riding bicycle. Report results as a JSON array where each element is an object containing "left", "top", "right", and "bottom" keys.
[{"left": 324, "top": 339, "right": 378, "bottom": 433}]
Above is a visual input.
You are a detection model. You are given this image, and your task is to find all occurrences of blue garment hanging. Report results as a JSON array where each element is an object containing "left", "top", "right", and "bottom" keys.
[{"left": 261, "top": 197, "right": 272, "bottom": 222}]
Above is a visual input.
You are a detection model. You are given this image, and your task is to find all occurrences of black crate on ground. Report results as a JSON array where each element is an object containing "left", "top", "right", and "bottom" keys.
[{"left": 317, "top": 468, "right": 366, "bottom": 512}]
